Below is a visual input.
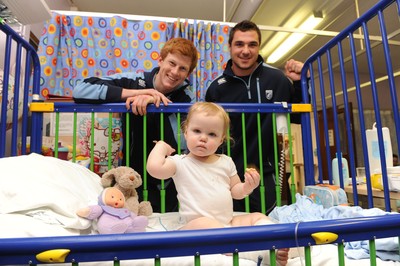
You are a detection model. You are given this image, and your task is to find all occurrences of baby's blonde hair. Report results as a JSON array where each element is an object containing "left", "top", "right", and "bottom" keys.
[{"left": 182, "top": 102, "right": 231, "bottom": 142}]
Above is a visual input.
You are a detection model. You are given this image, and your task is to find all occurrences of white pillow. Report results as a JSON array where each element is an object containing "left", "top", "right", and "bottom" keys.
[{"left": 0, "top": 153, "right": 103, "bottom": 230}]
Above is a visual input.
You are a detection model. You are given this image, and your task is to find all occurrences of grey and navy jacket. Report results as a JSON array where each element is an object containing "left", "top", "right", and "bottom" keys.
[
  {"left": 205, "top": 55, "right": 302, "bottom": 105},
  {"left": 73, "top": 67, "right": 194, "bottom": 212},
  {"left": 205, "top": 55, "right": 303, "bottom": 212},
  {"left": 73, "top": 67, "right": 194, "bottom": 104}
]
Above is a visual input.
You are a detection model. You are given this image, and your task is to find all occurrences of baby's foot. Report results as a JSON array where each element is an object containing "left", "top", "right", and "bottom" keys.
[{"left": 276, "top": 248, "right": 290, "bottom": 266}]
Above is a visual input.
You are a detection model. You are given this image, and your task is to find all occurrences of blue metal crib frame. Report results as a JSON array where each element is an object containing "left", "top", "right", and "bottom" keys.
[
  {"left": 300, "top": 0, "right": 400, "bottom": 212},
  {"left": 0, "top": 20, "right": 41, "bottom": 157},
  {"left": 1, "top": 0, "right": 400, "bottom": 265}
]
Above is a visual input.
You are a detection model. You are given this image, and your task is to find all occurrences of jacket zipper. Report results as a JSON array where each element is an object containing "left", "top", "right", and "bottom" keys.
[
  {"left": 256, "top": 77, "right": 261, "bottom": 103},
  {"left": 232, "top": 61, "right": 263, "bottom": 101}
]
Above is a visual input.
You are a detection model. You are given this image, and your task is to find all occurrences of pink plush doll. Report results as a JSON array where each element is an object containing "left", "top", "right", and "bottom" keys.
[{"left": 76, "top": 187, "right": 148, "bottom": 234}]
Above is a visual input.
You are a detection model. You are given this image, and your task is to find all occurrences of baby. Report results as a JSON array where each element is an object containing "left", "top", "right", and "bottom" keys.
[{"left": 147, "top": 102, "right": 289, "bottom": 265}]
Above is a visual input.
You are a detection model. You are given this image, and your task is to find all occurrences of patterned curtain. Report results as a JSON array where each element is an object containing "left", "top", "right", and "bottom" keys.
[
  {"left": 37, "top": 12, "right": 230, "bottom": 101},
  {"left": 36, "top": 12, "right": 231, "bottom": 171},
  {"left": 171, "top": 19, "right": 230, "bottom": 100}
]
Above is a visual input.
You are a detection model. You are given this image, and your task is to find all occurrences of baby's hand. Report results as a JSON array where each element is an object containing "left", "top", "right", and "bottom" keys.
[
  {"left": 243, "top": 167, "right": 260, "bottom": 195},
  {"left": 154, "top": 140, "right": 175, "bottom": 156}
]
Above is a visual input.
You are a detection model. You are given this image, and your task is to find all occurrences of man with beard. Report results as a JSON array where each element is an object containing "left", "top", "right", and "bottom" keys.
[{"left": 205, "top": 20, "right": 305, "bottom": 214}]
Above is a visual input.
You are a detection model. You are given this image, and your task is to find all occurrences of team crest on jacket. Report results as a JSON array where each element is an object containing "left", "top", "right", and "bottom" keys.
[
  {"left": 138, "top": 79, "right": 146, "bottom": 88},
  {"left": 265, "top": 90, "right": 273, "bottom": 100},
  {"left": 217, "top": 77, "right": 227, "bottom": 85}
]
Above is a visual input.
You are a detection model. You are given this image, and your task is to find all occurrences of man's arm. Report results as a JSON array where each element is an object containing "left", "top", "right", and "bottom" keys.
[
  {"left": 285, "top": 59, "right": 309, "bottom": 82},
  {"left": 72, "top": 72, "right": 145, "bottom": 103},
  {"left": 73, "top": 76, "right": 126, "bottom": 103},
  {"left": 285, "top": 59, "right": 310, "bottom": 104}
]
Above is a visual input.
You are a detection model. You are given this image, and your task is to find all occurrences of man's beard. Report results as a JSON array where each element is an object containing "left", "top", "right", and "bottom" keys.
[{"left": 232, "top": 60, "right": 256, "bottom": 74}]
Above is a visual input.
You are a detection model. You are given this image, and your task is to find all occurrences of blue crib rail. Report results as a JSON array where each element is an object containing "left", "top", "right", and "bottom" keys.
[
  {"left": 1, "top": 0, "right": 400, "bottom": 264},
  {"left": 301, "top": 0, "right": 400, "bottom": 211},
  {"left": 1, "top": 214, "right": 400, "bottom": 265},
  {"left": 0, "top": 22, "right": 41, "bottom": 157}
]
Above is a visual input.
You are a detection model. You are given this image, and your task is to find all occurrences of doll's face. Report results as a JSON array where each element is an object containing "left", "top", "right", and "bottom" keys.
[{"left": 104, "top": 188, "right": 125, "bottom": 209}]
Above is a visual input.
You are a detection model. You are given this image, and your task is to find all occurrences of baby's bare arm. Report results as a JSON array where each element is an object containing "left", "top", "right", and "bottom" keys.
[
  {"left": 231, "top": 168, "right": 260, "bottom": 199},
  {"left": 146, "top": 140, "right": 176, "bottom": 179}
]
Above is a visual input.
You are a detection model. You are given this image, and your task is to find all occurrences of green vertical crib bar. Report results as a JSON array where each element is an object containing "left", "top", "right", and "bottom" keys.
[
  {"left": 125, "top": 113, "right": 130, "bottom": 167},
  {"left": 233, "top": 250, "right": 239, "bottom": 266},
  {"left": 113, "top": 259, "right": 120, "bottom": 266},
  {"left": 286, "top": 113, "right": 296, "bottom": 203},
  {"left": 269, "top": 249, "right": 276, "bottom": 266},
  {"left": 369, "top": 239, "right": 377, "bottom": 266},
  {"left": 71, "top": 261, "right": 78, "bottom": 266},
  {"left": 54, "top": 112, "right": 60, "bottom": 158},
  {"left": 142, "top": 115, "right": 148, "bottom": 201},
  {"left": 256, "top": 112, "right": 266, "bottom": 214},
  {"left": 272, "top": 113, "right": 281, "bottom": 207},
  {"left": 176, "top": 112, "right": 182, "bottom": 210},
  {"left": 90, "top": 112, "right": 95, "bottom": 172},
  {"left": 176, "top": 112, "right": 181, "bottom": 154},
  {"left": 72, "top": 112, "right": 78, "bottom": 162},
  {"left": 226, "top": 114, "right": 231, "bottom": 159},
  {"left": 154, "top": 256, "right": 161, "bottom": 266},
  {"left": 226, "top": 127, "right": 231, "bottom": 156},
  {"left": 107, "top": 113, "right": 113, "bottom": 170},
  {"left": 241, "top": 112, "right": 250, "bottom": 213},
  {"left": 338, "top": 242, "right": 345, "bottom": 266},
  {"left": 304, "top": 245, "right": 312, "bottom": 266},
  {"left": 194, "top": 252, "right": 201, "bottom": 266},
  {"left": 160, "top": 113, "right": 166, "bottom": 213}
]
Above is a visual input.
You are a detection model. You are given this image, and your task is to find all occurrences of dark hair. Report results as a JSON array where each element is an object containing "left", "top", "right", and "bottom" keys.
[{"left": 228, "top": 20, "right": 262, "bottom": 46}]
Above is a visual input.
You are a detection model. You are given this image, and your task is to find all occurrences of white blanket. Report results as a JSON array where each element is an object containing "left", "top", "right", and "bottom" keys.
[{"left": 0, "top": 153, "right": 103, "bottom": 231}]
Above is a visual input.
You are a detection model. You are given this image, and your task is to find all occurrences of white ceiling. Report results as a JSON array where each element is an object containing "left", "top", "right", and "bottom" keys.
[{"left": 45, "top": 0, "right": 400, "bottom": 75}]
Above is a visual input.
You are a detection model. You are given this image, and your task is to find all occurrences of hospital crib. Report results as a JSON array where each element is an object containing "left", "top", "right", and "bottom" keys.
[
  {"left": 1, "top": 0, "right": 400, "bottom": 265},
  {"left": 300, "top": 0, "right": 400, "bottom": 212}
]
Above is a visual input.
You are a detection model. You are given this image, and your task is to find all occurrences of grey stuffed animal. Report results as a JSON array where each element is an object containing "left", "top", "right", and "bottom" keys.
[{"left": 101, "top": 166, "right": 153, "bottom": 216}]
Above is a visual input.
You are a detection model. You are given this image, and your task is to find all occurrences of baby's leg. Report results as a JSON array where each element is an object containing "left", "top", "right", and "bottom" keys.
[
  {"left": 276, "top": 248, "right": 290, "bottom": 266},
  {"left": 179, "top": 216, "right": 224, "bottom": 230},
  {"left": 232, "top": 213, "right": 290, "bottom": 265},
  {"left": 231, "top": 212, "right": 276, "bottom": 227}
]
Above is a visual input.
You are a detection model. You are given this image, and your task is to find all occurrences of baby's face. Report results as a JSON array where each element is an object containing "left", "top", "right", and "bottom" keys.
[
  {"left": 184, "top": 112, "right": 224, "bottom": 158},
  {"left": 156, "top": 52, "right": 192, "bottom": 94},
  {"left": 104, "top": 188, "right": 125, "bottom": 209}
]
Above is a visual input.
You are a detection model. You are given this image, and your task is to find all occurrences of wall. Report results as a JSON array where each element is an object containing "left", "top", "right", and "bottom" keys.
[{"left": 29, "top": 0, "right": 71, "bottom": 39}]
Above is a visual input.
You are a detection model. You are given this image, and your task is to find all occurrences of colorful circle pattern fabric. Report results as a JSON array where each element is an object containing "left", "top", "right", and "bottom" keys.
[{"left": 38, "top": 13, "right": 230, "bottom": 101}]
